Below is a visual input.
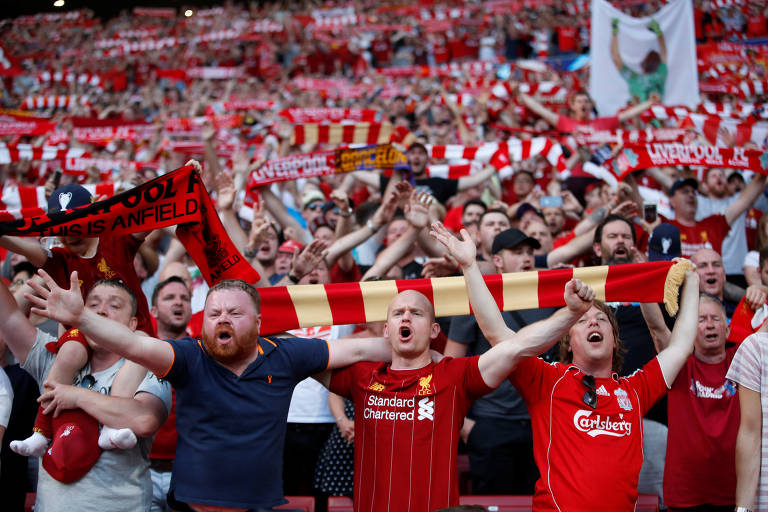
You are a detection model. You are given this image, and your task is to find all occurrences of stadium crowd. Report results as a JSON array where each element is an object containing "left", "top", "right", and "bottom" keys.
[{"left": 1, "top": 0, "right": 768, "bottom": 511}]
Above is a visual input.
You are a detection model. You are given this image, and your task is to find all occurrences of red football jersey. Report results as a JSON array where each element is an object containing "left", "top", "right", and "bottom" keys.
[
  {"left": 43, "top": 234, "right": 154, "bottom": 335},
  {"left": 556, "top": 115, "right": 620, "bottom": 133},
  {"left": 330, "top": 357, "right": 492, "bottom": 512},
  {"left": 509, "top": 357, "right": 667, "bottom": 512},
  {"left": 664, "top": 214, "right": 730, "bottom": 258},
  {"left": 664, "top": 349, "right": 739, "bottom": 507}
]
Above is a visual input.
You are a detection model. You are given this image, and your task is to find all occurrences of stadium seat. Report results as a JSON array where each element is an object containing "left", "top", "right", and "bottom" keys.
[
  {"left": 327, "top": 496, "right": 354, "bottom": 511},
  {"left": 276, "top": 496, "right": 315, "bottom": 512},
  {"left": 457, "top": 453, "right": 472, "bottom": 494},
  {"left": 636, "top": 494, "right": 660, "bottom": 512},
  {"left": 459, "top": 495, "right": 533, "bottom": 511},
  {"left": 25, "top": 492, "right": 35, "bottom": 512}
]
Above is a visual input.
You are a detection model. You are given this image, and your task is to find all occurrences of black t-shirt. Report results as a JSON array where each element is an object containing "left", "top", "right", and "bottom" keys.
[{"left": 379, "top": 175, "right": 459, "bottom": 205}]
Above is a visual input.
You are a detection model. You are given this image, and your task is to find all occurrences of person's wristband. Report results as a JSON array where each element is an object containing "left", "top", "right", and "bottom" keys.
[
  {"left": 366, "top": 219, "right": 378, "bottom": 232},
  {"left": 339, "top": 207, "right": 353, "bottom": 218},
  {"left": 735, "top": 507, "right": 753, "bottom": 512},
  {"left": 287, "top": 272, "right": 300, "bottom": 284},
  {"left": 335, "top": 416, "right": 347, "bottom": 423}
]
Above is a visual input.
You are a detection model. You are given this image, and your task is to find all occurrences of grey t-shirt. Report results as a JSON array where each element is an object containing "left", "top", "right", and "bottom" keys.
[
  {"left": 23, "top": 330, "right": 172, "bottom": 512},
  {"left": 448, "top": 308, "right": 555, "bottom": 420}
]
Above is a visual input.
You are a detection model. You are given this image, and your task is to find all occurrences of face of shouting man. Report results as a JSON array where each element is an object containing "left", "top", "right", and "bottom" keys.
[
  {"left": 384, "top": 290, "right": 440, "bottom": 361},
  {"left": 594, "top": 218, "right": 635, "bottom": 265},
  {"left": 202, "top": 282, "right": 262, "bottom": 366}
]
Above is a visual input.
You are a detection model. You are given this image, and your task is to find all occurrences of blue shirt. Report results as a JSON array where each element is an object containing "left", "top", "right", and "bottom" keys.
[{"left": 161, "top": 336, "right": 329, "bottom": 509}]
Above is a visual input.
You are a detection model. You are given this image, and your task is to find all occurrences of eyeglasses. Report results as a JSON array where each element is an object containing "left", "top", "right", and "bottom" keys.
[
  {"left": 582, "top": 374, "right": 597, "bottom": 409},
  {"left": 80, "top": 375, "right": 96, "bottom": 389}
]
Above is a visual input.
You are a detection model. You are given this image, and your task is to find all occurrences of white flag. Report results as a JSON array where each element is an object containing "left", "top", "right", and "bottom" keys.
[{"left": 589, "top": 0, "right": 698, "bottom": 116}]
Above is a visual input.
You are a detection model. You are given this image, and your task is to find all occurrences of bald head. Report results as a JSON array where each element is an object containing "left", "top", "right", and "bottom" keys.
[
  {"left": 387, "top": 290, "right": 435, "bottom": 322},
  {"left": 159, "top": 262, "right": 193, "bottom": 290}
]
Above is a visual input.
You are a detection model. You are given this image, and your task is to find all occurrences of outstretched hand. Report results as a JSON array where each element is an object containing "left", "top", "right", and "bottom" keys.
[
  {"left": 429, "top": 222, "right": 476, "bottom": 269},
  {"left": 26, "top": 270, "right": 85, "bottom": 326},
  {"left": 563, "top": 278, "right": 595, "bottom": 316}
]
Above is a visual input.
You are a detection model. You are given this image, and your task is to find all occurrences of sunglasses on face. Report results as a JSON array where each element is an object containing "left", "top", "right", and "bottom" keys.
[
  {"left": 305, "top": 203, "right": 323, "bottom": 211},
  {"left": 80, "top": 374, "right": 96, "bottom": 389},
  {"left": 582, "top": 374, "right": 597, "bottom": 409}
]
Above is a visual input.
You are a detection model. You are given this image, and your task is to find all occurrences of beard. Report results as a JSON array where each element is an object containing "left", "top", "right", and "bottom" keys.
[
  {"left": 202, "top": 323, "right": 260, "bottom": 366},
  {"left": 604, "top": 245, "right": 632, "bottom": 265}
]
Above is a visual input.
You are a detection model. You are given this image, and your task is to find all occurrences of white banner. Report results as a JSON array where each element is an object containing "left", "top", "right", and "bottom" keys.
[{"left": 589, "top": 0, "right": 698, "bottom": 115}]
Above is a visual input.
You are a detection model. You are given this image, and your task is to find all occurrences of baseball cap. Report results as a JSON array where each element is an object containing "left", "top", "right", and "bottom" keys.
[
  {"left": 278, "top": 240, "right": 304, "bottom": 254},
  {"left": 47, "top": 183, "right": 93, "bottom": 214},
  {"left": 301, "top": 189, "right": 326, "bottom": 209},
  {"left": 407, "top": 142, "right": 428, "bottom": 154},
  {"left": 669, "top": 178, "right": 698, "bottom": 196},
  {"left": 492, "top": 228, "right": 541, "bottom": 254},
  {"left": 515, "top": 202, "right": 544, "bottom": 221},
  {"left": 647, "top": 223, "right": 681, "bottom": 262},
  {"left": 42, "top": 410, "right": 102, "bottom": 483}
]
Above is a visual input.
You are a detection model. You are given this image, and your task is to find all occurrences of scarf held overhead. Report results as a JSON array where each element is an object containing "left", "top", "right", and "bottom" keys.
[
  {"left": 0, "top": 165, "right": 259, "bottom": 286},
  {"left": 606, "top": 143, "right": 768, "bottom": 180},
  {"left": 256, "top": 260, "right": 689, "bottom": 335}
]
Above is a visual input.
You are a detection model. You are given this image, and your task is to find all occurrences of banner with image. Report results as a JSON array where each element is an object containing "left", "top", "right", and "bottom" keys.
[{"left": 590, "top": 0, "right": 698, "bottom": 115}]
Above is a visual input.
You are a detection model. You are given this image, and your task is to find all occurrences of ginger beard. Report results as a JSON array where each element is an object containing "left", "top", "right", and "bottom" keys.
[{"left": 202, "top": 322, "right": 260, "bottom": 365}]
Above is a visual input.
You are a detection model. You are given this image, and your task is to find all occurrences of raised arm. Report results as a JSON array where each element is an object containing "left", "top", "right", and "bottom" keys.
[
  {"left": 325, "top": 183, "right": 403, "bottom": 267},
  {"left": 27, "top": 270, "right": 175, "bottom": 377},
  {"left": 457, "top": 165, "right": 496, "bottom": 192},
  {"left": 725, "top": 173, "right": 767, "bottom": 226},
  {"left": 215, "top": 171, "right": 271, "bottom": 288},
  {"left": 361, "top": 225, "right": 419, "bottom": 281},
  {"left": 648, "top": 19, "right": 667, "bottom": 63},
  {"left": 477, "top": 278, "right": 594, "bottom": 387},
  {"left": 0, "top": 272, "right": 38, "bottom": 365},
  {"left": 259, "top": 186, "right": 312, "bottom": 244},
  {"left": 314, "top": 336, "right": 391, "bottom": 388},
  {"left": 518, "top": 92, "right": 559, "bottom": 127},
  {"left": 656, "top": 271, "right": 699, "bottom": 384},
  {"left": 610, "top": 19, "right": 624, "bottom": 71},
  {"left": 617, "top": 95, "right": 657, "bottom": 123},
  {"left": 0, "top": 237, "right": 48, "bottom": 268},
  {"left": 544, "top": 226, "right": 596, "bottom": 268},
  {"left": 430, "top": 223, "right": 512, "bottom": 343},
  {"left": 430, "top": 222, "right": 595, "bottom": 387}
]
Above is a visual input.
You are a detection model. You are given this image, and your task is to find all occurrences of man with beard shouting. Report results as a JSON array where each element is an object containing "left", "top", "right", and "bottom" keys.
[{"left": 26, "top": 270, "right": 394, "bottom": 512}]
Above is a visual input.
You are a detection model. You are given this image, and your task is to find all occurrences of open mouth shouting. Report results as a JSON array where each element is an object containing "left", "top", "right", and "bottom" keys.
[
  {"left": 612, "top": 245, "right": 629, "bottom": 259},
  {"left": 215, "top": 325, "right": 234, "bottom": 345},
  {"left": 587, "top": 332, "right": 603, "bottom": 344},
  {"left": 399, "top": 325, "right": 413, "bottom": 342}
]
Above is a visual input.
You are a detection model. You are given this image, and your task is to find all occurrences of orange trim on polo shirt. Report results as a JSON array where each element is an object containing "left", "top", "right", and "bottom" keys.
[{"left": 156, "top": 340, "right": 176, "bottom": 379}]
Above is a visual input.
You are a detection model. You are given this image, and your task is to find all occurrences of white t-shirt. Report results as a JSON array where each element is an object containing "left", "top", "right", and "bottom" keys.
[
  {"left": 0, "top": 368, "right": 12, "bottom": 428},
  {"left": 286, "top": 324, "right": 355, "bottom": 423}
]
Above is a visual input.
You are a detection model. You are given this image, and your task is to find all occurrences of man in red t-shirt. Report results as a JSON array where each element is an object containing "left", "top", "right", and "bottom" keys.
[
  {"left": 659, "top": 294, "right": 739, "bottom": 510},
  {"left": 329, "top": 225, "right": 596, "bottom": 512},
  {"left": 517, "top": 88, "right": 656, "bottom": 135},
  {"left": 663, "top": 176, "right": 766, "bottom": 259},
  {"left": 433, "top": 224, "right": 699, "bottom": 512}
]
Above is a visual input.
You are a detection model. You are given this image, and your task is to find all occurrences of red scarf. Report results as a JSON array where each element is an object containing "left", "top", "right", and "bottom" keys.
[{"left": 0, "top": 165, "right": 259, "bottom": 285}]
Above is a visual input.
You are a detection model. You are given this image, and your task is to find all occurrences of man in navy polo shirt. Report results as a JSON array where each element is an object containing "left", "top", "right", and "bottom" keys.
[{"left": 28, "top": 273, "right": 393, "bottom": 511}]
